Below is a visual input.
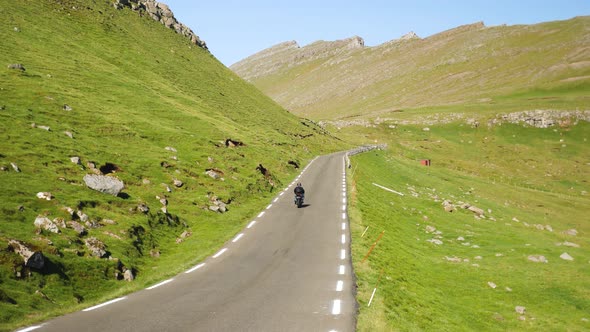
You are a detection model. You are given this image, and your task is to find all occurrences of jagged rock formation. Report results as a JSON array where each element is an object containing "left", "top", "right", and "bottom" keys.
[
  {"left": 231, "top": 36, "right": 365, "bottom": 80},
  {"left": 113, "top": 0, "right": 207, "bottom": 50}
]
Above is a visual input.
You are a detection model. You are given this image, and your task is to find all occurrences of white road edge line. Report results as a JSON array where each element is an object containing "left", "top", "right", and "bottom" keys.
[
  {"left": 342, "top": 222, "right": 346, "bottom": 230},
  {"left": 83, "top": 297, "right": 127, "bottom": 312},
  {"left": 232, "top": 233, "right": 244, "bottom": 243},
  {"left": 332, "top": 299, "right": 342, "bottom": 315},
  {"left": 16, "top": 325, "right": 44, "bottom": 332},
  {"left": 247, "top": 220, "right": 256, "bottom": 228},
  {"left": 336, "top": 280, "right": 344, "bottom": 292},
  {"left": 185, "top": 263, "right": 205, "bottom": 274},
  {"left": 258, "top": 211, "right": 265, "bottom": 218},
  {"left": 266, "top": 204, "right": 272, "bottom": 210},
  {"left": 213, "top": 248, "right": 228, "bottom": 258},
  {"left": 342, "top": 213, "right": 346, "bottom": 219},
  {"left": 273, "top": 197, "right": 279, "bottom": 202},
  {"left": 146, "top": 278, "right": 174, "bottom": 290},
  {"left": 341, "top": 234, "right": 346, "bottom": 244},
  {"left": 340, "top": 249, "right": 346, "bottom": 260},
  {"left": 339, "top": 265, "right": 345, "bottom": 275}
]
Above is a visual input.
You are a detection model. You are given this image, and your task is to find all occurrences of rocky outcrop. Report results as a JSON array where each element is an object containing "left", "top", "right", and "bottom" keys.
[
  {"left": 489, "top": 110, "right": 590, "bottom": 128},
  {"left": 85, "top": 237, "right": 107, "bottom": 258},
  {"left": 8, "top": 240, "right": 46, "bottom": 269},
  {"left": 34, "top": 216, "right": 60, "bottom": 234},
  {"left": 113, "top": 0, "right": 207, "bottom": 50}
]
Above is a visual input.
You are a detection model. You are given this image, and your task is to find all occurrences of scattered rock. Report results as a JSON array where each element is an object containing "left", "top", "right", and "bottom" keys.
[
  {"left": 157, "top": 196, "right": 168, "bottom": 206},
  {"left": 205, "top": 168, "right": 224, "bottom": 180},
  {"left": 83, "top": 174, "right": 124, "bottom": 196},
  {"left": 422, "top": 127, "right": 430, "bottom": 131},
  {"left": 558, "top": 241, "right": 580, "bottom": 248},
  {"left": 544, "top": 225, "right": 553, "bottom": 232},
  {"left": 150, "top": 249, "right": 160, "bottom": 258},
  {"left": 560, "top": 252, "right": 574, "bottom": 261},
  {"left": 7, "top": 63, "right": 25, "bottom": 71},
  {"left": 103, "top": 231, "right": 122, "bottom": 240},
  {"left": 515, "top": 306, "right": 526, "bottom": 315},
  {"left": 563, "top": 229, "right": 578, "bottom": 236},
  {"left": 37, "top": 125, "right": 50, "bottom": 131},
  {"left": 176, "top": 230, "right": 192, "bottom": 243},
  {"left": 76, "top": 211, "right": 89, "bottom": 222},
  {"left": 84, "top": 237, "right": 107, "bottom": 258},
  {"left": 53, "top": 218, "right": 66, "bottom": 229},
  {"left": 487, "top": 282, "right": 497, "bottom": 289},
  {"left": 506, "top": 287, "right": 512, "bottom": 292},
  {"left": 63, "top": 104, "right": 72, "bottom": 111},
  {"left": 137, "top": 203, "right": 149, "bottom": 214},
  {"left": 123, "top": 268, "right": 134, "bottom": 281},
  {"left": 64, "top": 131, "right": 74, "bottom": 139},
  {"left": 457, "top": 236, "right": 465, "bottom": 241},
  {"left": 527, "top": 255, "right": 548, "bottom": 263},
  {"left": 67, "top": 221, "right": 86, "bottom": 236},
  {"left": 173, "top": 179, "right": 183, "bottom": 187},
  {"left": 442, "top": 200, "right": 455, "bottom": 212},
  {"left": 8, "top": 240, "right": 46, "bottom": 269},
  {"left": 34, "top": 216, "right": 60, "bottom": 233},
  {"left": 225, "top": 138, "right": 244, "bottom": 147},
  {"left": 427, "top": 239, "right": 443, "bottom": 245},
  {"left": 70, "top": 156, "right": 81, "bottom": 165},
  {"left": 36, "top": 192, "right": 53, "bottom": 200},
  {"left": 425, "top": 225, "right": 436, "bottom": 233},
  {"left": 467, "top": 205, "right": 485, "bottom": 216},
  {"left": 165, "top": 146, "right": 177, "bottom": 153},
  {"left": 444, "top": 256, "right": 461, "bottom": 262}
]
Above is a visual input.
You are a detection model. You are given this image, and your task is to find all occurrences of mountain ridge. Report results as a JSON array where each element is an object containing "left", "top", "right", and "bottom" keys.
[{"left": 231, "top": 16, "right": 590, "bottom": 120}]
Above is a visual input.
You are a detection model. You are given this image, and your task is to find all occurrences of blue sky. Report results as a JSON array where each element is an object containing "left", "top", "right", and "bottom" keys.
[{"left": 165, "top": 0, "right": 590, "bottom": 66}]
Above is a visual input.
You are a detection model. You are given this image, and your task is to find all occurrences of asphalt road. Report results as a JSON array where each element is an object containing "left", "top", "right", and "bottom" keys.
[{"left": 22, "top": 152, "right": 356, "bottom": 332}]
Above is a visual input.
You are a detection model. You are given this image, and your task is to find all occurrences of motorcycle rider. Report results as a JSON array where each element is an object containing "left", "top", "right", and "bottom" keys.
[{"left": 294, "top": 183, "right": 305, "bottom": 205}]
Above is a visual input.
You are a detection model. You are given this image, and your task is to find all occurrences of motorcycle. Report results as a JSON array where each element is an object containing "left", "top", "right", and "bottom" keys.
[{"left": 294, "top": 193, "right": 304, "bottom": 208}]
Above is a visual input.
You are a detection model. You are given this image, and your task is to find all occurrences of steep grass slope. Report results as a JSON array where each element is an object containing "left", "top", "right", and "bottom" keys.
[
  {"left": 0, "top": 0, "right": 344, "bottom": 330},
  {"left": 232, "top": 17, "right": 590, "bottom": 120}
]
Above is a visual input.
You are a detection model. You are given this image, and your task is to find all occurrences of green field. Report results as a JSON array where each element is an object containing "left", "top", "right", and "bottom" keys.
[{"left": 347, "top": 121, "right": 589, "bottom": 331}]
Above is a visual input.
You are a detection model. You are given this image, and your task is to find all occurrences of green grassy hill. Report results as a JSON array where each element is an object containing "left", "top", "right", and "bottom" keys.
[
  {"left": 0, "top": 1, "right": 344, "bottom": 330},
  {"left": 346, "top": 122, "right": 589, "bottom": 331},
  {"left": 231, "top": 17, "right": 590, "bottom": 120}
]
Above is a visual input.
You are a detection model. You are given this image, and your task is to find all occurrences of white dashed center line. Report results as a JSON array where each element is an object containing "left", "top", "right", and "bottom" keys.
[{"left": 332, "top": 299, "right": 341, "bottom": 315}]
